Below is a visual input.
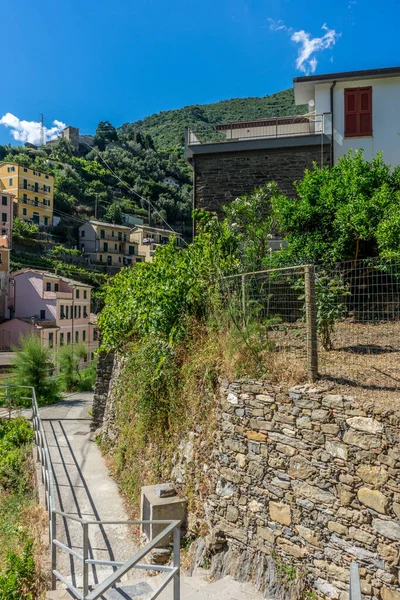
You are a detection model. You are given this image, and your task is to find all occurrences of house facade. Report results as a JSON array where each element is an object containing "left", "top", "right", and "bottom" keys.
[
  {"left": 0, "top": 190, "right": 14, "bottom": 321},
  {"left": 186, "top": 65, "right": 400, "bottom": 220},
  {"left": 130, "top": 225, "right": 178, "bottom": 261},
  {"left": 0, "top": 270, "right": 98, "bottom": 355},
  {"left": 0, "top": 163, "right": 54, "bottom": 226}
]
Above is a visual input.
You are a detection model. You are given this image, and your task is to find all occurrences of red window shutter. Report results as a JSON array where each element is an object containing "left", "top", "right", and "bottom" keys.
[
  {"left": 344, "top": 86, "right": 372, "bottom": 137},
  {"left": 344, "top": 89, "right": 358, "bottom": 136},
  {"left": 359, "top": 87, "right": 372, "bottom": 136}
]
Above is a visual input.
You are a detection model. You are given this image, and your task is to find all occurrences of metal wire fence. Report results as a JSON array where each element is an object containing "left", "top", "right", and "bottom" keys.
[{"left": 220, "top": 258, "right": 400, "bottom": 395}]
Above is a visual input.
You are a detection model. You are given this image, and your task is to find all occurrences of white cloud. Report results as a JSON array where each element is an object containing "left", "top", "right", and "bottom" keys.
[
  {"left": 0, "top": 113, "right": 66, "bottom": 145},
  {"left": 291, "top": 24, "right": 340, "bottom": 74},
  {"left": 268, "top": 20, "right": 340, "bottom": 75}
]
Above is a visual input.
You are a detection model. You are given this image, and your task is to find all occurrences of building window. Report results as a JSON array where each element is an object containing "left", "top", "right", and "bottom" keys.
[
  {"left": 60, "top": 305, "right": 65, "bottom": 319},
  {"left": 81, "top": 230, "right": 85, "bottom": 237},
  {"left": 34, "top": 182, "right": 39, "bottom": 193},
  {"left": 2, "top": 196, "right": 7, "bottom": 206},
  {"left": 67, "top": 332, "right": 71, "bottom": 344},
  {"left": 118, "top": 256, "right": 122, "bottom": 263},
  {"left": 55, "top": 283, "right": 59, "bottom": 292},
  {"left": 136, "top": 258, "right": 142, "bottom": 263},
  {"left": 111, "top": 230, "right": 115, "bottom": 237},
  {"left": 129, "top": 246, "right": 135, "bottom": 255},
  {"left": 99, "top": 255, "right": 103, "bottom": 262},
  {"left": 118, "top": 232, "right": 122, "bottom": 241},
  {"left": 83, "top": 306, "right": 88, "bottom": 318},
  {"left": 66, "top": 305, "right": 69, "bottom": 319},
  {"left": 32, "top": 212, "right": 40, "bottom": 224},
  {"left": 40, "top": 309, "right": 46, "bottom": 320},
  {"left": 76, "top": 289, "right": 80, "bottom": 299},
  {"left": 74, "top": 305, "right": 77, "bottom": 319},
  {"left": 34, "top": 197, "right": 39, "bottom": 206},
  {"left": 107, "top": 256, "right": 112, "bottom": 265},
  {"left": 46, "top": 282, "right": 51, "bottom": 292},
  {"left": 23, "top": 179, "right": 27, "bottom": 189},
  {"left": 78, "top": 306, "right": 81, "bottom": 319},
  {"left": 45, "top": 174, "right": 49, "bottom": 179},
  {"left": 2, "top": 213, "right": 7, "bottom": 223},
  {"left": 23, "top": 168, "right": 28, "bottom": 173},
  {"left": 123, "top": 234, "right": 127, "bottom": 242},
  {"left": 60, "top": 333, "right": 64, "bottom": 346},
  {"left": 114, "top": 243, "right": 117, "bottom": 250},
  {"left": 83, "top": 290, "right": 87, "bottom": 299},
  {"left": 100, "top": 229, "right": 105, "bottom": 239},
  {"left": 93, "top": 329, "right": 98, "bottom": 341},
  {"left": 44, "top": 217, "right": 49, "bottom": 226},
  {"left": 49, "top": 332, "right": 54, "bottom": 348},
  {"left": 22, "top": 194, "right": 27, "bottom": 203},
  {"left": 22, "top": 208, "right": 27, "bottom": 216},
  {"left": 82, "top": 330, "right": 86, "bottom": 342},
  {"left": 344, "top": 87, "right": 372, "bottom": 138},
  {"left": 103, "top": 242, "right": 108, "bottom": 251},
  {"left": 9, "top": 179, "right": 13, "bottom": 186},
  {"left": 75, "top": 331, "right": 79, "bottom": 343},
  {"left": 7, "top": 166, "right": 15, "bottom": 173}
]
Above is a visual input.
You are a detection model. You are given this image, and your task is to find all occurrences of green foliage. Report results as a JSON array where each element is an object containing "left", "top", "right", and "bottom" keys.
[
  {"left": 314, "top": 272, "right": 350, "bottom": 350},
  {"left": 93, "top": 121, "right": 118, "bottom": 151},
  {"left": 0, "top": 540, "right": 35, "bottom": 600},
  {"left": 271, "top": 151, "right": 400, "bottom": 264},
  {"left": 125, "top": 88, "right": 305, "bottom": 149},
  {"left": 0, "top": 418, "right": 34, "bottom": 493},
  {"left": 48, "top": 245, "right": 82, "bottom": 258},
  {"left": 12, "top": 218, "right": 39, "bottom": 240},
  {"left": 11, "top": 335, "right": 60, "bottom": 405},
  {"left": 57, "top": 343, "right": 92, "bottom": 391},
  {"left": 104, "top": 203, "right": 124, "bottom": 224}
]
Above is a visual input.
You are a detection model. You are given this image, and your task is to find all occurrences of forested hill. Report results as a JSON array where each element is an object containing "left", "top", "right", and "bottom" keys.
[
  {"left": 124, "top": 88, "right": 304, "bottom": 149},
  {"left": 0, "top": 87, "right": 302, "bottom": 243}
]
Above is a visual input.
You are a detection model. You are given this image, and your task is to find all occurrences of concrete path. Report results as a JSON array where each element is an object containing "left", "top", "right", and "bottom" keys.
[{"left": 42, "top": 392, "right": 264, "bottom": 600}]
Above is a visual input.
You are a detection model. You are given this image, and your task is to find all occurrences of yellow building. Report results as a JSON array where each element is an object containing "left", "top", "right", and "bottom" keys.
[
  {"left": 0, "top": 163, "right": 54, "bottom": 226},
  {"left": 130, "top": 225, "right": 178, "bottom": 261},
  {"left": 79, "top": 220, "right": 146, "bottom": 267}
]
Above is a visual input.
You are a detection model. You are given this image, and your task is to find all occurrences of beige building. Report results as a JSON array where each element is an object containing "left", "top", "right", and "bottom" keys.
[
  {"left": 79, "top": 220, "right": 146, "bottom": 267},
  {"left": 0, "top": 163, "right": 54, "bottom": 226},
  {"left": 129, "top": 225, "right": 178, "bottom": 261}
]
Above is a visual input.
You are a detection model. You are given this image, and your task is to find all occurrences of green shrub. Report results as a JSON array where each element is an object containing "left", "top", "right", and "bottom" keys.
[
  {"left": 0, "top": 540, "right": 35, "bottom": 600},
  {"left": 57, "top": 343, "right": 90, "bottom": 391},
  {"left": 0, "top": 418, "right": 34, "bottom": 493}
]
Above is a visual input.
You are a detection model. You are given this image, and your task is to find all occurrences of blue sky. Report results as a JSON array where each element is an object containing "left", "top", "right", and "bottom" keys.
[{"left": 1, "top": 0, "right": 399, "bottom": 145}]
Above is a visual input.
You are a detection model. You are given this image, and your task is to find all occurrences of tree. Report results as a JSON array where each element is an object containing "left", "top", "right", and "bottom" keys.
[
  {"left": 12, "top": 335, "right": 60, "bottom": 405},
  {"left": 51, "top": 137, "right": 73, "bottom": 160},
  {"left": 104, "top": 203, "right": 124, "bottom": 224},
  {"left": 93, "top": 121, "right": 118, "bottom": 151},
  {"left": 271, "top": 150, "right": 400, "bottom": 264},
  {"left": 57, "top": 343, "right": 88, "bottom": 391}
]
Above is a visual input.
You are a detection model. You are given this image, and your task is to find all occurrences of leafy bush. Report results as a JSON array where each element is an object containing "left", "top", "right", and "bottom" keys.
[
  {"left": 58, "top": 343, "right": 93, "bottom": 391},
  {"left": 11, "top": 335, "right": 61, "bottom": 406},
  {"left": 0, "top": 418, "right": 34, "bottom": 493},
  {"left": 12, "top": 219, "right": 39, "bottom": 240},
  {"left": 0, "top": 540, "right": 36, "bottom": 600}
]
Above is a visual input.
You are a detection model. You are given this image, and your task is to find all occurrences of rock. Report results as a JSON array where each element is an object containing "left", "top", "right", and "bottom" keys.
[
  {"left": 357, "top": 488, "right": 389, "bottom": 514},
  {"left": 257, "top": 526, "right": 280, "bottom": 544},
  {"left": 276, "top": 443, "right": 296, "bottom": 457},
  {"left": 311, "top": 409, "right": 330, "bottom": 421},
  {"left": 322, "top": 394, "right": 344, "bottom": 409},
  {"left": 346, "top": 417, "right": 383, "bottom": 434},
  {"left": 338, "top": 488, "right": 355, "bottom": 506},
  {"left": 277, "top": 538, "right": 308, "bottom": 558},
  {"left": 269, "top": 501, "right": 291, "bottom": 525},
  {"left": 381, "top": 587, "right": 400, "bottom": 600},
  {"left": 296, "top": 416, "right": 312, "bottom": 429},
  {"left": 296, "top": 524, "right": 320, "bottom": 546},
  {"left": 220, "top": 467, "right": 241, "bottom": 484},
  {"left": 226, "top": 506, "right": 239, "bottom": 522},
  {"left": 247, "top": 460, "right": 265, "bottom": 480},
  {"left": 155, "top": 483, "right": 176, "bottom": 498},
  {"left": 247, "top": 431, "right": 267, "bottom": 442},
  {"left": 325, "top": 440, "right": 348, "bottom": 460},
  {"left": 393, "top": 502, "right": 400, "bottom": 518},
  {"left": 248, "top": 499, "right": 263, "bottom": 512},
  {"left": 314, "top": 578, "right": 340, "bottom": 599},
  {"left": 314, "top": 560, "right": 349, "bottom": 582},
  {"left": 348, "top": 526, "right": 375, "bottom": 545},
  {"left": 236, "top": 453, "right": 246, "bottom": 469},
  {"left": 288, "top": 455, "right": 316, "bottom": 479},
  {"left": 356, "top": 465, "right": 389, "bottom": 488},
  {"left": 150, "top": 548, "right": 171, "bottom": 564},
  {"left": 328, "top": 521, "right": 348, "bottom": 535},
  {"left": 215, "top": 479, "right": 235, "bottom": 498},
  {"left": 249, "top": 419, "right": 273, "bottom": 431},
  {"left": 321, "top": 423, "right": 340, "bottom": 435},
  {"left": 256, "top": 394, "right": 275, "bottom": 403},
  {"left": 377, "top": 543, "right": 399, "bottom": 565},
  {"left": 293, "top": 481, "right": 336, "bottom": 505},
  {"left": 343, "top": 430, "right": 382, "bottom": 449},
  {"left": 227, "top": 392, "right": 239, "bottom": 405},
  {"left": 217, "top": 521, "right": 248, "bottom": 544},
  {"left": 373, "top": 519, "right": 400, "bottom": 541}
]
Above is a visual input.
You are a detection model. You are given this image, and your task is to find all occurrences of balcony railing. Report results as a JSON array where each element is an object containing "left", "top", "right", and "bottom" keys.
[
  {"left": 20, "top": 182, "right": 50, "bottom": 195},
  {"left": 186, "top": 113, "right": 332, "bottom": 145}
]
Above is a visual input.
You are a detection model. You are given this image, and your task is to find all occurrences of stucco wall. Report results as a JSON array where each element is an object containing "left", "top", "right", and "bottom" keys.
[
  {"left": 14, "top": 273, "right": 56, "bottom": 320},
  {"left": 314, "top": 76, "right": 400, "bottom": 166}
]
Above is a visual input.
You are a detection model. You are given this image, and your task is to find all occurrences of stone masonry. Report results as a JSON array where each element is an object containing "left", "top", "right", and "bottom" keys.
[
  {"left": 91, "top": 350, "right": 115, "bottom": 430},
  {"left": 193, "top": 145, "right": 331, "bottom": 216},
  {"left": 199, "top": 380, "right": 400, "bottom": 600}
]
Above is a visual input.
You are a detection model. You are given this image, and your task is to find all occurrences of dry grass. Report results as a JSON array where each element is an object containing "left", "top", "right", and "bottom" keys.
[{"left": 22, "top": 504, "right": 51, "bottom": 597}]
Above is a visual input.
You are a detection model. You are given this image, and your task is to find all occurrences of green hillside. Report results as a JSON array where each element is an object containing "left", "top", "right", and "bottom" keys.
[{"left": 125, "top": 88, "right": 305, "bottom": 149}]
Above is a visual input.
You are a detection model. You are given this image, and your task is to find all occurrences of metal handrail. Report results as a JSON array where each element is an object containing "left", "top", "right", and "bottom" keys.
[{"left": 1, "top": 383, "right": 181, "bottom": 600}]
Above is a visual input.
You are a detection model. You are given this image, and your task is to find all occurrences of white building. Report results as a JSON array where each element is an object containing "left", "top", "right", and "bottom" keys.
[{"left": 294, "top": 65, "right": 400, "bottom": 166}]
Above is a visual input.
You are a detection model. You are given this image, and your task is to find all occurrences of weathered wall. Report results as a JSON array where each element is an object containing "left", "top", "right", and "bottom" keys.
[
  {"left": 91, "top": 350, "right": 115, "bottom": 430},
  {"left": 193, "top": 145, "right": 331, "bottom": 216},
  {"left": 197, "top": 379, "right": 400, "bottom": 600}
]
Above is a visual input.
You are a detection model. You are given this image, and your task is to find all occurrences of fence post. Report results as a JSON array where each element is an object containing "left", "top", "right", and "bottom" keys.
[
  {"left": 173, "top": 524, "right": 180, "bottom": 600},
  {"left": 305, "top": 265, "right": 318, "bottom": 382},
  {"left": 82, "top": 522, "right": 89, "bottom": 598},
  {"left": 241, "top": 274, "right": 246, "bottom": 327},
  {"left": 51, "top": 511, "right": 57, "bottom": 590}
]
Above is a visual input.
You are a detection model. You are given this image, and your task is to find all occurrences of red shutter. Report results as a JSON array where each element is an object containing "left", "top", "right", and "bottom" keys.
[
  {"left": 344, "top": 87, "right": 372, "bottom": 137},
  {"left": 359, "top": 87, "right": 372, "bottom": 136}
]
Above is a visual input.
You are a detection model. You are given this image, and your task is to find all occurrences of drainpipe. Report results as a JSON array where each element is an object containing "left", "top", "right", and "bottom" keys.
[{"left": 330, "top": 81, "right": 336, "bottom": 167}]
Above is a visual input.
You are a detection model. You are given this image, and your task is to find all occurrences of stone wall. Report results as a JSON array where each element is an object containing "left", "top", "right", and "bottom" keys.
[
  {"left": 91, "top": 350, "right": 115, "bottom": 430},
  {"left": 193, "top": 145, "right": 331, "bottom": 216},
  {"left": 197, "top": 380, "right": 400, "bottom": 600}
]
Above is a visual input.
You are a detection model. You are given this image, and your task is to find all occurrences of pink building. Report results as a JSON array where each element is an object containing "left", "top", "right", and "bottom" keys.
[{"left": 0, "top": 270, "right": 98, "bottom": 356}]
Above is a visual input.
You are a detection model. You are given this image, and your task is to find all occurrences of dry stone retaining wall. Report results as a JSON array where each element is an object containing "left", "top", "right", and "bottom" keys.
[{"left": 200, "top": 379, "right": 400, "bottom": 600}]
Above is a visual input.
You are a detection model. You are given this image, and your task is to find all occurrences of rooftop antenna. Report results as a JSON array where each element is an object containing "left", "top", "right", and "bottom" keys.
[{"left": 40, "top": 113, "right": 45, "bottom": 146}]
